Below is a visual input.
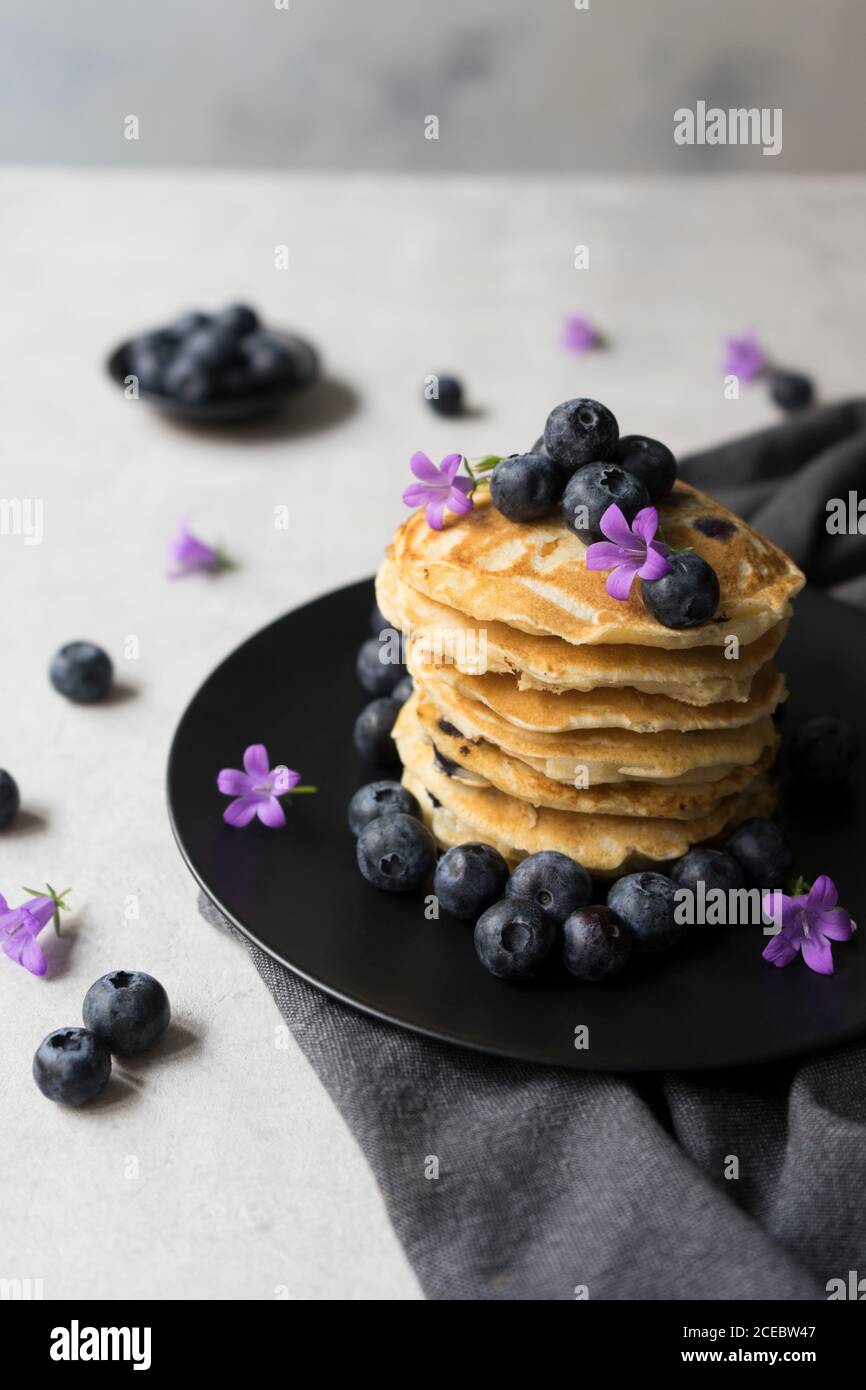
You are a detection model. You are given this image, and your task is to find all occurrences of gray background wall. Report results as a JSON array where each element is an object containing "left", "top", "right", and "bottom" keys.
[{"left": 1, "top": 0, "right": 863, "bottom": 171}]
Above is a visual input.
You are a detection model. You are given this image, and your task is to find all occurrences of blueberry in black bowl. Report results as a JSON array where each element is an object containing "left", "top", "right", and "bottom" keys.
[
  {"left": 33, "top": 1028, "right": 111, "bottom": 1106},
  {"left": 0, "top": 769, "right": 20, "bottom": 829},
  {"left": 543, "top": 398, "right": 619, "bottom": 474},
  {"left": 724, "top": 818, "right": 792, "bottom": 889},
  {"left": 613, "top": 435, "right": 677, "bottom": 502},
  {"left": 506, "top": 850, "right": 592, "bottom": 925},
  {"left": 490, "top": 453, "right": 563, "bottom": 523},
  {"left": 83, "top": 971, "right": 171, "bottom": 1057},
  {"left": 785, "top": 715, "right": 860, "bottom": 790},
  {"left": 642, "top": 553, "right": 719, "bottom": 629},
  {"left": 563, "top": 905, "right": 632, "bottom": 981},
  {"left": 50, "top": 641, "right": 113, "bottom": 703},
  {"left": 434, "top": 842, "right": 509, "bottom": 920},
  {"left": 348, "top": 780, "right": 420, "bottom": 836},
  {"left": 562, "top": 463, "right": 650, "bottom": 545},
  {"left": 356, "top": 812, "right": 436, "bottom": 892},
  {"left": 606, "top": 872, "right": 685, "bottom": 951},
  {"left": 353, "top": 697, "right": 402, "bottom": 766},
  {"left": 474, "top": 897, "right": 555, "bottom": 980}
]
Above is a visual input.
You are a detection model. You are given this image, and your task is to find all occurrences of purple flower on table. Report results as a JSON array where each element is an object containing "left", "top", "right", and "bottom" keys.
[
  {"left": 585, "top": 504, "right": 672, "bottom": 600},
  {"left": 0, "top": 893, "right": 57, "bottom": 976},
  {"left": 722, "top": 332, "right": 767, "bottom": 383},
  {"left": 217, "top": 744, "right": 317, "bottom": 828},
  {"left": 402, "top": 452, "right": 474, "bottom": 530},
  {"left": 562, "top": 314, "right": 598, "bottom": 354},
  {"left": 167, "top": 520, "right": 219, "bottom": 578},
  {"left": 762, "top": 876, "right": 855, "bottom": 975}
]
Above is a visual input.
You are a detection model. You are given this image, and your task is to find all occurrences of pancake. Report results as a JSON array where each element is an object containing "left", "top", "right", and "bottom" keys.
[
  {"left": 408, "top": 651, "right": 786, "bottom": 735},
  {"left": 398, "top": 721, "right": 777, "bottom": 874},
  {"left": 376, "top": 557, "right": 789, "bottom": 706},
  {"left": 391, "top": 482, "right": 804, "bottom": 649},
  {"left": 414, "top": 665, "right": 778, "bottom": 785},
  {"left": 410, "top": 689, "right": 778, "bottom": 818}
]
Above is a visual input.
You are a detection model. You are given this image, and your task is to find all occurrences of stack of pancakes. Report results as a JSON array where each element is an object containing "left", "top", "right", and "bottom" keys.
[{"left": 376, "top": 482, "right": 804, "bottom": 876}]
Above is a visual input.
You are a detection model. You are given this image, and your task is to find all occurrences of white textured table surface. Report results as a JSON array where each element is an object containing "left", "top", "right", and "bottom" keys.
[{"left": 1, "top": 170, "right": 864, "bottom": 1301}]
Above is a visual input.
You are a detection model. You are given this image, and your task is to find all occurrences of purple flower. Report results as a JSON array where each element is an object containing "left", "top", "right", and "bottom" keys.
[
  {"left": 722, "top": 332, "right": 767, "bottom": 383},
  {"left": 217, "top": 744, "right": 317, "bottom": 828},
  {"left": 402, "top": 452, "right": 474, "bottom": 530},
  {"left": 562, "top": 315, "right": 598, "bottom": 354},
  {"left": 167, "top": 520, "right": 219, "bottom": 577},
  {"left": 0, "top": 893, "right": 57, "bottom": 976},
  {"left": 762, "top": 876, "right": 855, "bottom": 975},
  {"left": 585, "top": 504, "right": 672, "bottom": 600}
]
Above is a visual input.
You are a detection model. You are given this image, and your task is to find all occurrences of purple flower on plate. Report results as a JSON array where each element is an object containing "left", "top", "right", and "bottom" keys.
[
  {"left": 585, "top": 504, "right": 672, "bottom": 599},
  {"left": 167, "top": 520, "right": 219, "bottom": 577},
  {"left": 762, "top": 875, "right": 855, "bottom": 975},
  {"left": 0, "top": 893, "right": 58, "bottom": 976},
  {"left": 402, "top": 452, "right": 474, "bottom": 530},
  {"left": 722, "top": 332, "right": 767, "bottom": 383},
  {"left": 562, "top": 314, "right": 598, "bottom": 354},
  {"left": 217, "top": 744, "right": 316, "bottom": 828}
]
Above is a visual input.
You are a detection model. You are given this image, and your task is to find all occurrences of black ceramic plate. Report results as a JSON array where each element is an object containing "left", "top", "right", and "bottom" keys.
[
  {"left": 106, "top": 331, "right": 319, "bottom": 424},
  {"left": 167, "top": 581, "right": 866, "bottom": 1071}
]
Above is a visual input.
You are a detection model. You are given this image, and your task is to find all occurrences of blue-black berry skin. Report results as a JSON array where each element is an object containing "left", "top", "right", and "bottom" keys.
[
  {"left": 561, "top": 463, "right": 650, "bottom": 545},
  {"left": 171, "top": 311, "right": 210, "bottom": 339},
  {"left": 83, "top": 971, "right": 171, "bottom": 1057},
  {"left": 769, "top": 370, "right": 814, "bottom": 413},
  {"left": 434, "top": 842, "right": 509, "bottom": 920},
  {"left": 33, "top": 1028, "right": 111, "bottom": 1106},
  {"left": 670, "top": 847, "right": 744, "bottom": 896},
  {"left": 543, "top": 398, "right": 619, "bottom": 475},
  {"left": 725, "top": 819, "right": 792, "bottom": 889},
  {"left": 490, "top": 453, "right": 563, "bottom": 523},
  {"left": 356, "top": 812, "right": 435, "bottom": 892},
  {"left": 506, "top": 850, "right": 592, "bottom": 925},
  {"left": 215, "top": 303, "right": 259, "bottom": 340},
  {"left": 606, "top": 872, "right": 685, "bottom": 951},
  {"left": 356, "top": 637, "right": 405, "bottom": 696},
  {"left": 787, "top": 716, "right": 860, "bottom": 790},
  {"left": 474, "top": 897, "right": 556, "bottom": 981},
  {"left": 348, "top": 780, "right": 420, "bottom": 836},
  {"left": 50, "top": 641, "right": 113, "bottom": 703},
  {"left": 353, "top": 697, "right": 401, "bottom": 766},
  {"left": 427, "top": 375, "right": 463, "bottom": 417},
  {"left": 563, "top": 905, "right": 632, "bottom": 981},
  {"left": 392, "top": 674, "right": 414, "bottom": 705},
  {"left": 0, "top": 769, "right": 20, "bottom": 829},
  {"left": 613, "top": 435, "right": 677, "bottom": 502},
  {"left": 641, "top": 553, "right": 720, "bottom": 629}
]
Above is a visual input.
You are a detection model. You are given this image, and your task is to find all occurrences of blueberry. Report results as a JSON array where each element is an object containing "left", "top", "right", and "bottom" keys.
[
  {"left": 0, "top": 769, "right": 20, "bottom": 829},
  {"left": 786, "top": 716, "right": 860, "bottom": 789},
  {"left": 356, "top": 637, "right": 405, "bottom": 696},
  {"left": 434, "top": 842, "right": 509, "bottom": 920},
  {"left": 33, "top": 1028, "right": 111, "bottom": 1106},
  {"left": 427, "top": 375, "right": 463, "bottom": 417},
  {"left": 563, "top": 905, "right": 633, "bottom": 981},
  {"left": 642, "top": 553, "right": 720, "bottom": 629},
  {"left": 670, "top": 847, "right": 744, "bottom": 896},
  {"left": 370, "top": 601, "right": 387, "bottom": 636},
  {"left": 529, "top": 435, "right": 548, "bottom": 455},
  {"left": 242, "top": 333, "right": 292, "bottom": 385},
  {"left": 543, "top": 398, "right": 619, "bottom": 474},
  {"left": 392, "top": 674, "right": 414, "bottom": 704},
  {"left": 171, "top": 311, "right": 210, "bottom": 339},
  {"left": 561, "top": 463, "right": 650, "bottom": 545},
  {"left": 83, "top": 971, "right": 171, "bottom": 1057},
  {"left": 606, "top": 872, "right": 685, "bottom": 951},
  {"left": 219, "top": 364, "right": 255, "bottom": 397},
  {"left": 490, "top": 453, "right": 563, "bottom": 523},
  {"left": 725, "top": 818, "right": 792, "bottom": 888},
  {"left": 506, "top": 850, "right": 592, "bottom": 925},
  {"left": 613, "top": 435, "right": 677, "bottom": 502},
  {"left": 215, "top": 303, "right": 259, "bottom": 339},
  {"left": 163, "top": 354, "right": 215, "bottom": 403},
  {"left": 769, "top": 369, "right": 814, "bottom": 413},
  {"left": 353, "top": 697, "right": 401, "bottom": 765},
  {"left": 50, "top": 641, "right": 113, "bottom": 703},
  {"left": 348, "top": 780, "right": 420, "bottom": 836},
  {"left": 127, "top": 344, "right": 169, "bottom": 394},
  {"left": 184, "top": 324, "right": 238, "bottom": 368},
  {"left": 474, "top": 897, "right": 555, "bottom": 980},
  {"left": 356, "top": 812, "right": 435, "bottom": 892}
]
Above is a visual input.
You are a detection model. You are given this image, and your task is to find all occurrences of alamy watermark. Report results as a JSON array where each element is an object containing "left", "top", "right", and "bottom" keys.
[
  {"left": 0, "top": 497, "right": 43, "bottom": 546},
  {"left": 674, "top": 102, "right": 782, "bottom": 157}
]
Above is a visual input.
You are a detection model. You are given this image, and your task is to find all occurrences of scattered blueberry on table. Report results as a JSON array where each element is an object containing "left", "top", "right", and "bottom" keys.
[
  {"left": 0, "top": 769, "right": 20, "bottom": 829},
  {"left": 82, "top": 971, "right": 171, "bottom": 1057},
  {"left": 32, "top": 1027, "right": 112, "bottom": 1107},
  {"left": 50, "top": 641, "right": 113, "bottom": 703},
  {"left": 767, "top": 368, "right": 814, "bottom": 413},
  {"left": 426, "top": 374, "right": 463, "bottom": 418}
]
